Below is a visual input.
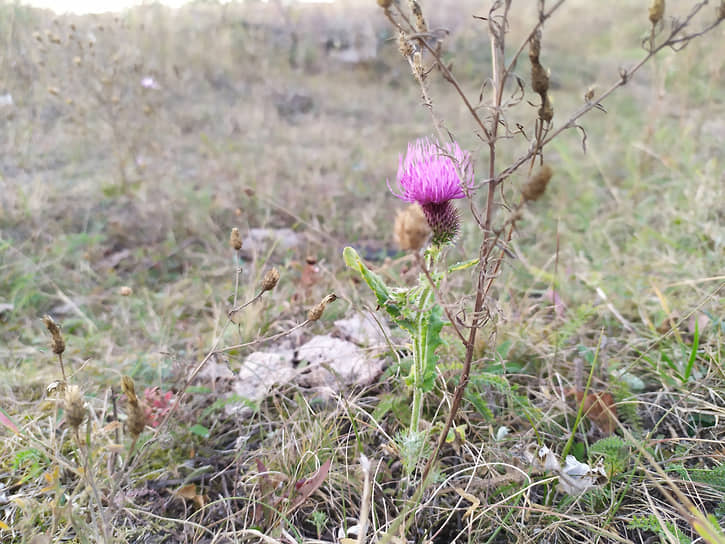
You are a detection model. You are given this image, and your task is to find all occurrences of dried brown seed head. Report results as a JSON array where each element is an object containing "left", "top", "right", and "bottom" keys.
[
  {"left": 528, "top": 31, "right": 541, "bottom": 62},
  {"left": 261, "top": 268, "right": 280, "bottom": 292},
  {"left": 394, "top": 204, "right": 430, "bottom": 251},
  {"left": 719, "top": 0, "right": 725, "bottom": 20},
  {"left": 122, "top": 375, "right": 147, "bottom": 438},
  {"left": 307, "top": 294, "right": 337, "bottom": 322},
  {"left": 538, "top": 94, "right": 554, "bottom": 122},
  {"left": 649, "top": 0, "right": 665, "bottom": 24},
  {"left": 43, "top": 315, "right": 65, "bottom": 355},
  {"left": 522, "top": 164, "right": 554, "bottom": 202},
  {"left": 398, "top": 32, "right": 414, "bottom": 58},
  {"left": 409, "top": 1, "right": 427, "bottom": 33},
  {"left": 64, "top": 385, "right": 86, "bottom": 430},
  {"left": 377, "top": 0, "right": 392, "bottom": 7},
  {"left": 531, "top": 62, "right": 549, "bottom": 96},
  {"left": 121, "top": 375, "right": 138, "bottom": 405},
  {"left": 229, "top": 227, "right": 243, "bottom": 251}
]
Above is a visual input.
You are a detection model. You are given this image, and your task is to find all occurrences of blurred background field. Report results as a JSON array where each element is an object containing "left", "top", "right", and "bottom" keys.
[{"left": 0, "top": 0, "right": 724, "bottom": 541}]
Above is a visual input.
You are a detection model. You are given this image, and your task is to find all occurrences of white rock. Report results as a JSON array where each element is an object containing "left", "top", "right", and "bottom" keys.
[
  {"left": 244, "top": 228, "right": 303, "bottom": 254},
  {"left": 334, "top": 312, "right": 389, "bottom": 346},
  {"left": 296, "top": 334, "right": 382, "bottom": 388}
]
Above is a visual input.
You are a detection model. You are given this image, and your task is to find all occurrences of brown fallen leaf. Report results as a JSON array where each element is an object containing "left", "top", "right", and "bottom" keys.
[
  {"left": 569, "top": 390, "right": 618, "bottom": 435},
  {"left": 172, "top": 483, "right": 207, "bottom": 509}
]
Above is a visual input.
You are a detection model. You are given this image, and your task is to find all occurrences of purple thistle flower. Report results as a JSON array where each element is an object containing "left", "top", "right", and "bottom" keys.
[{"left": 389, "top": 137, "right": 474, "bottom": 246}]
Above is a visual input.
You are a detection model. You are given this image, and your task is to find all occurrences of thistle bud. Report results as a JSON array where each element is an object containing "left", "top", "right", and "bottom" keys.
[
  {"left": 649, "top": 0, "right": 665, "bottom": 24},
  {"left": 394, "top": 204, "right": 430, "bottom": 251},
  {"left": 421, "top": 202, "right": 461, "bottom": 246},
  {"left": 64, "top": 385, "right": 86, "bottom": 430},
  {"left": 229, "top": 227, "right": 243, "bottom": 251},
  {"left": 261, "top": 268, "right": 280, "bottom": 292},
  {"left": 307, "top": 294, "right": 337, "bottom": 322},
  {"left": 43, "top": 315, "right": 65, "bottom": 355},
  {"left": 522, "top": 164, "right": 553, "bottom": 202}
]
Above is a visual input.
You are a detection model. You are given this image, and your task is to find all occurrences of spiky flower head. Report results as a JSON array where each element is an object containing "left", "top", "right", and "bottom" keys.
[{"left": 389, "top": 137, "right": 473, "bottom": 246}]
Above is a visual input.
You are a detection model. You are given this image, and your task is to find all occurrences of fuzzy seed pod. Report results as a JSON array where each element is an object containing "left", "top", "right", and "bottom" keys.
[
  {"left": 43, "top": 315, "right": 65, "bottom": 355},
  {"left": 394, "top": 204, "right": 430, "bottom": 251},
  {"left": 538, "top": 94, "right": 554, "bottom": 122},
  {"left": 308, "top": 294, "right": 337, "bottom": 322},
  {"left": 64, "top": 385, "right": 86, "bottom": 430},
  {"left": 531, "top": 63, "right": 549, "bottom": 96},
  {"left": 261, "top": 268, "right": 280, "bottom": 292},
  {"left": 649, "top": 0, "right": 665, "bottom": 24},
  {"left": 229, "top": 227, "right": 243, "bottom": 251},
  {"left": 398, "top": 32, "right": 414, "bottom": 58},
  {"left": 122, "top": 375, "right": 147, "bottom": 438},
  {"left": 522, "top": 164, "right": 553, "bottom": 202}
]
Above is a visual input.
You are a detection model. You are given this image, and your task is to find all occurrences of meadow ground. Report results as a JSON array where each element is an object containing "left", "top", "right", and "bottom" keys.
[{"left": 1, "top": 1, "right": 724, "bottom": 542}]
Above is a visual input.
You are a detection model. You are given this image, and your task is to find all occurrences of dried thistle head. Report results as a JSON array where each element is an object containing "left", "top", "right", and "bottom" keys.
[
  {"left": 261, "top": 268, "right": 280, "bottom": 292},
  {"left": 377, "top": 0, "right": 393, "bottom": 7},
  {"left": 43, "top": 315, "right": 65, "bottom": 355},
  {"left": 229, "top": 227, "right": 243, "bottom": 251},
  {"left": 308, "top": 294, "right": 337, "bottom": 322},
  {"left": 649, "top": 0, "right": 665, "bottom": 24},
  {"left": 64, "top": 385, "right": 86, "bottom": 430},
  {"left": 122, "top": 375, "right": 147, "bottom": 438},
  {"left": 528, "top": 30, "right": 541, "bottom": 62},
  {"left": 538, "top": 94, "right": 554, "bottom": 123},
  {"left": 394, "top": 204, "right": 431, "bottom": 251},
  {"left": 531, "top": 63, "right": 549, "bottom": 96},
  {"left": 522, "top": 164, "right": 553, "bottom": 202}
]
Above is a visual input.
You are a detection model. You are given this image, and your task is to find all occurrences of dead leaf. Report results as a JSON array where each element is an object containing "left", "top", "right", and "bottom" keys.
[
  {"left": 454, "top": 487, "right": 480, "bottom": 520},
  {"left": 173, "top": 483, "right": 198, "bottom": 501},
  {"left": 289, "top": 458, "right": 331, "bottom": 511},
  {"left": 172, "top": 483, "right": 206, "bottom": 509},
  {"left": 572, "top": 390, "right": 618, "bottom": 435}
]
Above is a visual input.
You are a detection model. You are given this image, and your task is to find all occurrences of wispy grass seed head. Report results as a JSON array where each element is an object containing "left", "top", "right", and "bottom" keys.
[{"left": 122, "top": 375, "right": 147, "bottom": 438}]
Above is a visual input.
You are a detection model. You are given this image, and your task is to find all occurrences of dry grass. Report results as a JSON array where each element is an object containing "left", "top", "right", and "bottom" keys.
[{"left": 0, "top": 0, "right": 724, "bottom": 542}]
